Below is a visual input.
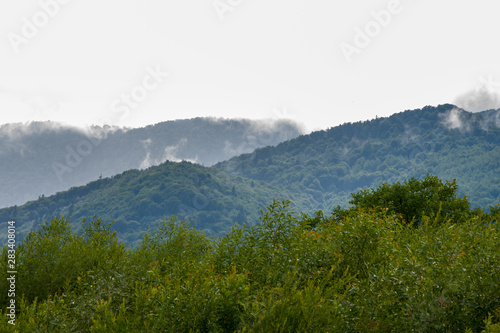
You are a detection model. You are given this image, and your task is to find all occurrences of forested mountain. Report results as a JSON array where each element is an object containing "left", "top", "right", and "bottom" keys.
[
  {"left": 0, "top": 118, "right": 302, "bottom": 208},
  {"left": 216, "top": 104, "right": 500, "bottom": 209},
  {"left": 0, "top": 161, "right": 317, "bottom": 247},
  {"left": 1, "top": 104, "right": 499, "bottom": 247}
]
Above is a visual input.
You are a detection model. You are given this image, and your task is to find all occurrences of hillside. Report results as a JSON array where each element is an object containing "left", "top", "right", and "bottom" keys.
[
  {"left": 0, "top": 118, "right": 302, "bottom": 208},
  {"left": 2, "top": 104, "right": 499, "bottom": 247},
  {"left": 216, "top": 104, "right": 500, "bottom": 209},
  {"left": 0, "top": 161, "right": 317, "bottom": 247}
]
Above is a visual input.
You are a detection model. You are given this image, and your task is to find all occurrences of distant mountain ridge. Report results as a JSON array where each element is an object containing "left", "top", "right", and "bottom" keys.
[
  {"left": 1, "top": 104, "right": 499, "bottom": 246},
  {"left": 215, "top": 104, "right": 500, "bottom": 208},
  {"left": 0, "top": 117, "right": 303, "bottom": 208}
]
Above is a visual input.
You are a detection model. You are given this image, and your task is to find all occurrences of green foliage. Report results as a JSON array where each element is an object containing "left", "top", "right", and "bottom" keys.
[
  {"left": 135, "top": 216, "right": 212, "bottom": 279},
  {"left": 0, "top": 216, "right": 129, "bottom": 332},
  {"left": 9, "top": 217, "right": 76, "bottom": 304},
  {"left": 345, "top": 174, "right": 471, "bottom": 225},
  {"left": 1, "top": 179, "right": 500, "bottom": 332},
  {"left": 239, "top": 269, "right": 350, "bottom": 332}
]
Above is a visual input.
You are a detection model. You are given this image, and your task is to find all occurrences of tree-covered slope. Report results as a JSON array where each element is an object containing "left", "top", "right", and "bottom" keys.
[
  {"left": 2, "top": 104, "right": 499, "bottom": 247},
  {"left": 0, "top": 161, "right": 317, "bottom": 247},
  {"left": 0, "top": 117, "right": 302, "bottom": 208},
  {"left": 215, "top": 104, "right": 500, "bottom": 209}
]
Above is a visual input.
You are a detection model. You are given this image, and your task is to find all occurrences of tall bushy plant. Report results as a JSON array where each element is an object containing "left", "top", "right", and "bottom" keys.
[{"left": 347, "top": 174, "right": 471, "bottom": 225}]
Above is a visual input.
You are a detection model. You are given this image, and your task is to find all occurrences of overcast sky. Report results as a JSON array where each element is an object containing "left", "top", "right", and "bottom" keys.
[{"left": 1, "top": 0, "right": 500, "bottom": 133}]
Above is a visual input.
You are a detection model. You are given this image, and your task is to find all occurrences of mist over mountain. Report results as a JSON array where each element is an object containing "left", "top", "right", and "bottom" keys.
[
  {"left": 215, "top": 104, "right": 500, "bottom": 209},
  {"left": 0, "top": 117, "right": 303, "bottom": 208},
  {"left": 1, "top": 104, "right": 499, "bottom": 247}
]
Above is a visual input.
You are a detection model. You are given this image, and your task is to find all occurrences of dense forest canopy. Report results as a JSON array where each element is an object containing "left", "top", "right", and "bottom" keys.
[
  {"left": 0, "top": 161, "right": 319, "bottom": 247},
  {"left": 216, "top": 104, "right": 500, "bottom": 209}
]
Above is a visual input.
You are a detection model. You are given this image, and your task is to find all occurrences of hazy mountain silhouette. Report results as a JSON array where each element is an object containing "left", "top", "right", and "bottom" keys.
[{"left": 0, "top": 117, "right": 303, "bottom": 208}]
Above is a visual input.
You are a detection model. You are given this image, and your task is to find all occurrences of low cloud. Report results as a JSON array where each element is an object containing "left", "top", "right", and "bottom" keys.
[
  {"left": 0, "top": 120, "right": 120, "bottom": 138},
  {"left": 0, "top": 121, "right": 68, "bottom": 138},
  {"left": 240, "top": 119, "right": 303, "bottom": 152},
  {"left": 441, "top": 108, "right": 471, "bottom": 132},
  {"left": 441, "top": 107, "right": 500, "bottom": 132},
  {"left": 0, "top": 121, "right": 121, "bottom": 160},
  {"left": 481, "top": 109, "right": 500, "bottom": 129},
  {"left": 214, "top": 117, "right": 303, "bottom": 158},
  {"left": 454, "top": 82, "right": 500, "bottom": 113},
  {"left": 162, "top": 138, "right": 197, "bottom": 163},
  {"left": 139, "top": 138, "right": 197, "bottom": 169}
]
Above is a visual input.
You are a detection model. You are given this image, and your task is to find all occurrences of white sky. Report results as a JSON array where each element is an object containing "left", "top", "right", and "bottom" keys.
[{"left": 1, "top": 0, "right": 500, "bottom": 133}]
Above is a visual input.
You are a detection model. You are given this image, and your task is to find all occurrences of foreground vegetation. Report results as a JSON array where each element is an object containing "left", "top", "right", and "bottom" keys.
[{"left": 1, "top": 176, "right": 500, "bottom": 332}]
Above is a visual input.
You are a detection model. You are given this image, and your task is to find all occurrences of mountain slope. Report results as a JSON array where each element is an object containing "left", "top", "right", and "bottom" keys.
[
  {"left": 2, "top": 104, "right": 499, "bottom": 247},
  {"left": 0, "top": 161, "right": 318, "bottom": 246},
  {"left": 0, "top": 118, "right": 302, "bottom": 208},
  {"left": 215, "top": 105, "right": 500, "bottom": 209}
]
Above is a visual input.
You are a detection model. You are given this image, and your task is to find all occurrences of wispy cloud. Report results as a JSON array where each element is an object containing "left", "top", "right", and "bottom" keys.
[
  {"left": 441, "top": 108, "right": 470, "bottom": 132},
  {"left": 440, "top": 106, "right": 500, "bottom": 132},
  {"left": 454, "top": 75, "right": 500, "bottom": 112},
  {"left": 139, "top": 138, "right": 197, "bottom": 169}
]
